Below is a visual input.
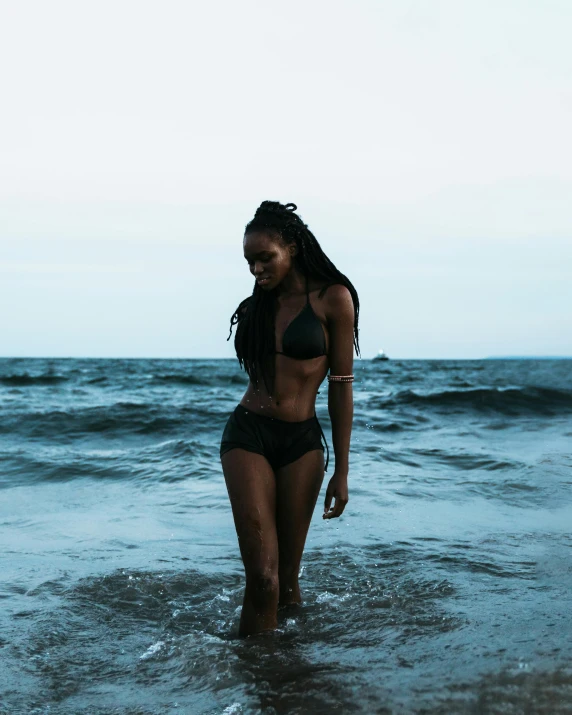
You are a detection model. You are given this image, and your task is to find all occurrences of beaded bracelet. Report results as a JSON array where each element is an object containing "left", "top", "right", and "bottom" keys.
[{"left": 327, "top": 374, "right": 354, "bottom": 383}]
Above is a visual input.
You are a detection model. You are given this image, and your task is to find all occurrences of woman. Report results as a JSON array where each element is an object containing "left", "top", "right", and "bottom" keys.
[{"left": 221, "top": 200, "right": 359, "bottom": 636}]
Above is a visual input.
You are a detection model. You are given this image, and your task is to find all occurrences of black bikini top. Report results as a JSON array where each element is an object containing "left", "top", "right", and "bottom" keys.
[{"left": 275, "top": 279, "right": 327, "bottom": 360}]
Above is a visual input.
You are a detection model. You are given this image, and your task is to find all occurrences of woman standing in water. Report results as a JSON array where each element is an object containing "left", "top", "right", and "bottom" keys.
[{"left": 221, "top": 201, "right": 359, "bottom": 636}]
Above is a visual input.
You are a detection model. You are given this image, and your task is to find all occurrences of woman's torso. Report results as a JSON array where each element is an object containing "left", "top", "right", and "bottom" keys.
[{"left": 239, "top": 282, "right": 330, "bottom": 422}]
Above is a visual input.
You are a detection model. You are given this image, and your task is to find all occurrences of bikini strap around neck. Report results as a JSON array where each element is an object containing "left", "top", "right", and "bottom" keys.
[{"left": 305, "top": 275, "right": 310, "bottom": 304}]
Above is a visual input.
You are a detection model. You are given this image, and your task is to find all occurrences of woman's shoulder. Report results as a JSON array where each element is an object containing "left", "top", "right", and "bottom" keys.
[
  {"left": 316, "top": 282, "right": 353, "bottom": 305},
  {"left": 316, "top": 283, "right": 354, "bottom": 324}
]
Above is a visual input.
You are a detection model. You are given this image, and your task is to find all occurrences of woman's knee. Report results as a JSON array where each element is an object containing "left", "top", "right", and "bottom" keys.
[
  {"left": 246, "top": 565, "right": 279, "bottom": 602},
  {"left": 278, "top": 562, "right": 299, "bottom": 583}
]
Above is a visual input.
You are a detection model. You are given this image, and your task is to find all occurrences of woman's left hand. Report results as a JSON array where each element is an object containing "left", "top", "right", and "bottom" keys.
[{"left": 323, "top": 471, "right": 349, "bottom": 519}]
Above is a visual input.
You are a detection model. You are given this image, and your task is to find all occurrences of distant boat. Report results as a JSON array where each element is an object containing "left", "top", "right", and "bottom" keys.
[{"left": 373, "top": 349, "right": 389, "bottom": 361}]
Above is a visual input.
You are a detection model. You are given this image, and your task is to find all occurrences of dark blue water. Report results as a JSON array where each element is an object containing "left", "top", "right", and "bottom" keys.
[{"left": 1, "top": 358, "right": 572, "bottom": 714}]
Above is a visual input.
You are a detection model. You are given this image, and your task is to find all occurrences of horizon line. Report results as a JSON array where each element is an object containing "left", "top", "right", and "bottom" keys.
[{"left": 1, "top": 355, "right": 571, "bottom": 361}]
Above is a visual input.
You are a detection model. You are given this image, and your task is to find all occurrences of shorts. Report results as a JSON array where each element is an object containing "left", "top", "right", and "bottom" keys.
[{"left": 220, "top": 405, "right": 329, "bottom": 471}]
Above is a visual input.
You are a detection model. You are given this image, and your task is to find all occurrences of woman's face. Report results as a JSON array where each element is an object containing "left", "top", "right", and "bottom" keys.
[{"left": 243, "top": 230, "right": 296, "bottom": 291}]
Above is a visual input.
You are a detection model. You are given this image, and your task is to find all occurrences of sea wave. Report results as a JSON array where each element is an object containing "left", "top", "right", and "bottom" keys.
[
  {"left": 0, "top": 369, "right": 249, "bottom": 389},
  {"left": 152, "top": 372, "right": 248, "bottom": 386},
  {"left": 0, "top": 373, "right": 69, "bottom": 386},
  {"left": 0, "top": 402, "right": 228, "bottom": 440},
  {"left": 372, "top": 386, "right": 572, "bottom": 415},
  {"left": 0, "top": 438, "right": 219, "bottom": 487}
]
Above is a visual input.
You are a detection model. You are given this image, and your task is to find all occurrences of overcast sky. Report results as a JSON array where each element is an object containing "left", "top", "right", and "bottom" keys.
[{"left": 1, "top": 0, "right": 571, "bottom": 359}]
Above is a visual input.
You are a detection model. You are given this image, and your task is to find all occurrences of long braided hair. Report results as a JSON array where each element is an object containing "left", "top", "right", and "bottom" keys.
[{"left": 227, "top": 200, "right": 360, "bottom": 392}]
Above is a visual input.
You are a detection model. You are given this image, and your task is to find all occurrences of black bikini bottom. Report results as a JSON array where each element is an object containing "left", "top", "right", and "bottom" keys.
[{"left": 220, "top": 405, "right": 329, "bottom": 472}]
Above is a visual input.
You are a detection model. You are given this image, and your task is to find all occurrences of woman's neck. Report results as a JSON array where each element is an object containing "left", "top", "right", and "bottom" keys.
[{"left": 276, "top": 268, "right": 307, "bottom": 297}]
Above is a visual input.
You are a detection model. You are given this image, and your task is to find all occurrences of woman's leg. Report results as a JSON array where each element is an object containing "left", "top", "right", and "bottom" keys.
[
  {"left": 275, "top": 448, "right": 325, "bottom": 606},
  {"left": 221, "top": 448, "right": 279, "bottom": 636}
]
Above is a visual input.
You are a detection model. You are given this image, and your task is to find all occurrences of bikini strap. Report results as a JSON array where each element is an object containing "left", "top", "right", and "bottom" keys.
[{"left": 305, "top": 275, "right": 310, "bottom": 304}]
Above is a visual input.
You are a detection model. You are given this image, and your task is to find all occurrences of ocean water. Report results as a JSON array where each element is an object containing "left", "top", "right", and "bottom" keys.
[{"left": 1, "top": 357, "right": 572, "bottom": 714}]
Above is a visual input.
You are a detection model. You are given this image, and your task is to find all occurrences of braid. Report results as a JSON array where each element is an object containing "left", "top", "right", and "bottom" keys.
[{"left": 227, "top": 200, "right": 360, "bottom": 392}]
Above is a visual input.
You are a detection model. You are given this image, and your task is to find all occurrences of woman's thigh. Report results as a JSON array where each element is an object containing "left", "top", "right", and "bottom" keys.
[
  {"left": 275, "top": 448, "right": 325, "bottom": 570},
  {"left": 221, "top": 448, "right": 278, "bottom": 574}
]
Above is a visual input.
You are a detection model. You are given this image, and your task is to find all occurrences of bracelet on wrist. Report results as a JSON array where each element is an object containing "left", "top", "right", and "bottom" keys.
[{"left": 327, "top": 374, "right": 354, "bottom": 383}]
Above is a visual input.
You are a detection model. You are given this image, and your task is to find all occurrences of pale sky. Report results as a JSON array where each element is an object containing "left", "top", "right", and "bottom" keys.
[{"left": 1, "top": 0, "right": 571, "bottom": 359}]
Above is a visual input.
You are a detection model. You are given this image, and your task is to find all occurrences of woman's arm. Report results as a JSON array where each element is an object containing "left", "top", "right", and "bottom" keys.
[{"left": 323, "top": 284, "right": 355, "bottom": 520}]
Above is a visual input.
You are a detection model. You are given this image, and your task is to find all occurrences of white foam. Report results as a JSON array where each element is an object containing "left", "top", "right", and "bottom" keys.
[{"left": 139, "top": 640, "right": 165, "bottom": 660}]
